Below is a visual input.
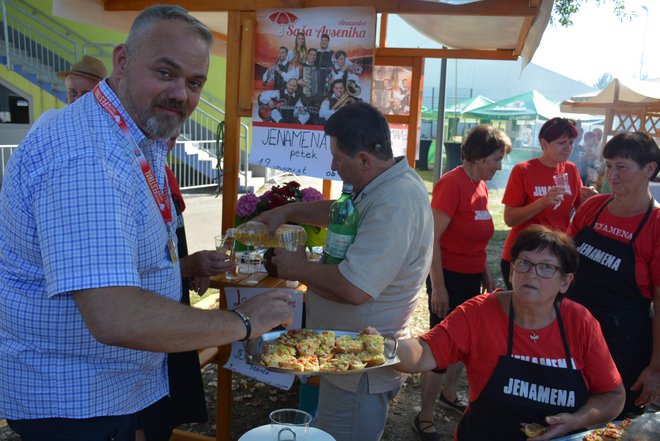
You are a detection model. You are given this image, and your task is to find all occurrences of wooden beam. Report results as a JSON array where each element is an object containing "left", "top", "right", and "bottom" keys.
[
  {"left": 105, "top": 0, "right": 537, "bottom": 17},
  {"left": 238, "top": 14, "right": 256, "bottom": 111},
  {"left": 322, "top": 180, "right": 332, "bottom": 199},
  {"left": 406, "top": 57, "right": 423, "bottom": 168},
  {"left": 385, "top": 114, "right": 408, "bottom": 125},
  {"left": 222, "top": 12, "right": 242, "bottom": 234},
  {"left": 379, "top": 13, "right": 388, "bottom": 48},
  {"left": 376, "top": 47, "right": 517, "bottom": 60},
  {"left": 375, "top": 56, "right": 413, "bottom": 66},
  {"left": 212, "top": 30, "right": 228, "bottom": 42}
]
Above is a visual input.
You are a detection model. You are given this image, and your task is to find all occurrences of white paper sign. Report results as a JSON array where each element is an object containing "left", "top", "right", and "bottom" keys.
[
  {"left": 389, "top": 124, "right": 408, "bottom": 158},
  {"left": 250, "top": 123, "right": 338, "bottom": 180},
  {"left": 222, "top": 287, "right": 304, "bottom": 390}
]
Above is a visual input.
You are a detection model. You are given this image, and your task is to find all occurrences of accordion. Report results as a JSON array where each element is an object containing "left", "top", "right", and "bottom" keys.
[{"left": 302, "top": 66, "right": 330, "bottom": 99}]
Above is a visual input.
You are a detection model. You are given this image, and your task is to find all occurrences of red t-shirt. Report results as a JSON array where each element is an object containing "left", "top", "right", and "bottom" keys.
[
  {"left": 501, "top": 159, "right": 583, "bottom": 261},
  {"left": 568, "top": 194, "right": 660, "bottom": 300},
  {"left": 431, "top": 166, "right": 494, "bottom": 274},
  {"left": 165, "top": 166, "right": 185, "bottom": 212},
  {"left": 420, "top": 293, "right": 621, "bottom": 404}
]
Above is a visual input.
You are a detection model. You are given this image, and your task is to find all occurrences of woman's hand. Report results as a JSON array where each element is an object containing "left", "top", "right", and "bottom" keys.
[
  {"left": 542, "top": 186, "right": 566, "bottom": 209},
  {"left": 521, "top": 413, "right": 579, "bottom": 440},
  {"left": 631, "top": 365, "right": 660, "bottom": 407},
  {"left": 482, "top": 268, "right": 495, "bottom": 293},
  {"left": 580, "top": 185, "right": 598, "bottom": 202},
  {"left": 431, "top": 283, "right": 449, "bottom": 318}
]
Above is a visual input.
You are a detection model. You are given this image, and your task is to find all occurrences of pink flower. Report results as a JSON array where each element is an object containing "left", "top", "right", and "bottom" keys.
[
  {"left": 301, "top": 187, "right": 324, "bottom": 202},
  {"left": 236, "top": 193, "right": 260, "bottom": 218}
]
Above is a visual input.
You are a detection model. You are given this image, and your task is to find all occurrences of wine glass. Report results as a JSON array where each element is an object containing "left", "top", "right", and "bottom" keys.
[
  {"left": 215, "top": 229, "right": 239, "bottom": 281},
  {"left": 235, "top": 221, "right": 268, "bottom": 284}
]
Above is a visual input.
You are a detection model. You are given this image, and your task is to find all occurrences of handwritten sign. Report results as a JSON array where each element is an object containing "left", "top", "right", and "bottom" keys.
[
  {"left": 250, "top": 123, "right": 338, "bottom": 180},
  {"left": 223, "top": 287, "right": 304, "bottom": 389}
]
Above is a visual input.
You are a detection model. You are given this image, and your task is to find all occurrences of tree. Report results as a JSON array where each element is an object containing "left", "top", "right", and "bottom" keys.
[
  {"left": 553, "top": 0, "right": 627, "bottom": 26},
  {"left": 594, "top": 73, "right": 613, "bottom": 89}
]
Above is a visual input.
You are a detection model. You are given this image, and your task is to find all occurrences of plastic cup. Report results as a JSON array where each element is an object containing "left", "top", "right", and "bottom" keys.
[
  {"left": 553, "top": 172, "right": 571, "bottom": 195},
  {"left": 269, "top": 409, "right": 311, "bottom": 441}
]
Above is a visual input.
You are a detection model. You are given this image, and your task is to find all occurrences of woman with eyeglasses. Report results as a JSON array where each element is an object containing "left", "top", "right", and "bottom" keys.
[
  {"left": 568, "top": 132, "right": 660, "bottom": 418},
  {"left": 500, "top": 117, "right": 597, "bottom": 290},
  {"left": 414, "top": 125, "right": 510, "bottom": 441},
  {"left": 390, "top": 225, "right": 624, "bottom": 441}
]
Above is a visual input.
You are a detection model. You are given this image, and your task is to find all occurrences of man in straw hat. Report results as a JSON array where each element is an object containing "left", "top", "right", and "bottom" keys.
[
  {"left": 26, "top": 55, "right": 107, "bottom": 135},
  {"left": 57, "top": 54, "right": 108, "bottom": 104}
]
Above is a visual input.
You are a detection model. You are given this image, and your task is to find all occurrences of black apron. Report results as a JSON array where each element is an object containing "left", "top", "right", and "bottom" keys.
[
  {"left": 570, "top": 196, "right": 654, "bottom": 416},
  {"left": 456, "top": 299, "right": 589, "bottom": 440},
  {"left": 137, "top": 194, "right": 208, "bottom": 441}
]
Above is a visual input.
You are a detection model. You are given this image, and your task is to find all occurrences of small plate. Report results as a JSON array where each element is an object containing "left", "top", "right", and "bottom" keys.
[{"left": 245, "top": 329, "right": 399, "bottom": 376}]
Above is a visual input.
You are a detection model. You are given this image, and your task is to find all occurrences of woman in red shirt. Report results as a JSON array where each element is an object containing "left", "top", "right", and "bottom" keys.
[
  {"left": 568, "top": 132, "right": 660, "bottom": 417},
  {"left": 500, "top": 117, "right": 595, "bottom": 289},
  {"left": 415, "top": 125, "right": 511, "bottom": 440},
  {"left": 399, "top": 226, "right": 624, "bottom": 441}
]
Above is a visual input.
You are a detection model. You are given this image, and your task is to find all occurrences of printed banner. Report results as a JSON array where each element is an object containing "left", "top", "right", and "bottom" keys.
[
  {"left": 251, "top": 7, "right": 376, "bottom": 179},
  {"left": 372, "top": 66, "right": 412, "bottom": 116},
  {"left": 223, "top": 287, "right": 304, "bottom": 390}
]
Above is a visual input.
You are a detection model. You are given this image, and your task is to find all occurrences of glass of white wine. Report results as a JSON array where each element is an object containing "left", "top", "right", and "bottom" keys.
[
  {"left": 235, "top": 222, "right": 268, "bottom": 284},
  {"left": 215, "top": 229, "right": 239, "bottom": 281}
]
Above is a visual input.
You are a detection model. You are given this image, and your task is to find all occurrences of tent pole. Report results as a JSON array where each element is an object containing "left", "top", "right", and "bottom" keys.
[{"left": 433, "top": 53, "right": 447, "bottom": 183}]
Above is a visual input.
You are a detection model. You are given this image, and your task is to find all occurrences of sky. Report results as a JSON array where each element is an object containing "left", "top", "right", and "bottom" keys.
[
  {"left": 532, "top": 0, "right": 660, "bottom": 85},
  {"left": 387, "top": 0, "right": 660, "bottom": 87}
]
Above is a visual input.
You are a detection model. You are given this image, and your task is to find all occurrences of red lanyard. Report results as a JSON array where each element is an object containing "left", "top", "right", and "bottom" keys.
[{"left": 93, "top": 85, "right": 172, "bottom": 224}]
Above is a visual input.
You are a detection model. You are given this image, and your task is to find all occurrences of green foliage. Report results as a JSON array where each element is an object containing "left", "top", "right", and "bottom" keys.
[
  {"left": 594, "top": 72, "right": 614, "bottom": 89},
  {"left": 553, "top": 0, "right": 628, "bottom": 27}
]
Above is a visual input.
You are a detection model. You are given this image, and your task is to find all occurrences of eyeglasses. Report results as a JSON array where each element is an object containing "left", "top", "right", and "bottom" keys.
[{"left": 512, "top": 258, "right": 561, "bottom": 279}]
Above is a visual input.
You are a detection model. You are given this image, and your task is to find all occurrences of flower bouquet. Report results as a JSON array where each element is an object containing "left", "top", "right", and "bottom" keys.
[{"left": 235, "top": 181, "right": 327, "bottom": 249}]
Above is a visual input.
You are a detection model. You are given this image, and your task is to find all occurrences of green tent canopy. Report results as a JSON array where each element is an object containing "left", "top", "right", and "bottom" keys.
[
  {"left": 464, "top": 90, "right": 559, "bottom": 121},
  {"left": 422, "top": 95, "right": 494, "bottom": 121},
  {"left": 445, "top": 95, "right": 494, "bottom": 118}
]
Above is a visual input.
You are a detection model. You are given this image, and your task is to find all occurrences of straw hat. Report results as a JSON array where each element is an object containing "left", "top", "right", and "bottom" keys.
[{"left": 57, "top": 55, "right": 107, "bottom": 81}]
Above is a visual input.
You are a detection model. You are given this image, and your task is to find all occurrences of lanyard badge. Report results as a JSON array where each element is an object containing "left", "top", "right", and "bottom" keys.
[{"left": 94, "top": 85, "right": 177, "bottom": 263}]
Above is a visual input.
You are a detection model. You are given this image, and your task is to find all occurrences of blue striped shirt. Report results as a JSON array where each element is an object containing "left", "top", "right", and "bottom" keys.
[{"left": 0, "top": 80, "right": 181, "bottom": 419}]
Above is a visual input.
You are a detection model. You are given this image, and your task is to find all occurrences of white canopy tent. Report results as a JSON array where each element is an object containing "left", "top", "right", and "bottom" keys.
[{"left": 561, "top": 78, "right": 660, "bottom": 139}]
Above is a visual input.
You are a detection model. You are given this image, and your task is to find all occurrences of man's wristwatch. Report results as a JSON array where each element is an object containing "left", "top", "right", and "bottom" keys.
[{"left": 232, "top": 309, "right": 251, "bottom": 341}]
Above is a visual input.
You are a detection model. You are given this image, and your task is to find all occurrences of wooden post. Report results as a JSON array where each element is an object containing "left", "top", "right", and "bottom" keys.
[
  {"left": 217, "top": 13, "right": 241, "bottom": 439},
  {"left": 379, "top": 13, "right": 388, "bottom": 48},
  {"left": 407, "top": 57, "right": 424, "bottom": 168},
  {"left": 221, "top": 11, "right": 242, "bottom": 234}
]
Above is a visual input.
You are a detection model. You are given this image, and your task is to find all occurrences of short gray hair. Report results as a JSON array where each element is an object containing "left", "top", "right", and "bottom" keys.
[{"left": 126, "top": 4, "right": 213, "bottom": 55}]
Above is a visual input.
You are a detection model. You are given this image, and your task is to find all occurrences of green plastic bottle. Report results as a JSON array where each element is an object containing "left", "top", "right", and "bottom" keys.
[{"left": 322, "top": 183, "right": 359, "bottom": 264}]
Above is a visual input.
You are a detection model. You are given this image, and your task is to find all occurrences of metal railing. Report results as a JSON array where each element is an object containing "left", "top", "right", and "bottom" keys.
[
  {"left": 0, "top": 0, "right": 113, "bottom": 80},
  {"left": 1, "top": 141, "right": 221, "bottom": 191},
  {"left": 0, "top": 144, "right": 18, "bottom": 186},
  {"left": 0, "top": 0, "right": 254, "bottom": 191}
]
